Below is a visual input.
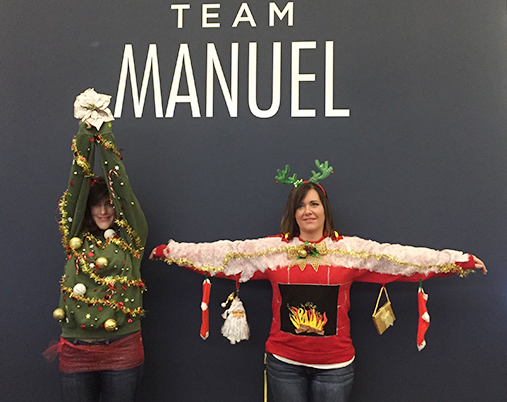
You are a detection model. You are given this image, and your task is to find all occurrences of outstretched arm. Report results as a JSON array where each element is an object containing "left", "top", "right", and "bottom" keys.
[
  {"left": 149, "top": 236, "right": 289, "bottom": 282},
  {"left": 330, "top": 236, "right": 486, "bottom": 280}
]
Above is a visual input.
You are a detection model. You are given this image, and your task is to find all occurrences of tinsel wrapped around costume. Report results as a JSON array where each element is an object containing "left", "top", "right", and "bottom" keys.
[
  {"left": 57, "top": 121, "right": 148, "bottom": 340},
  {"left": 155, "top": 235, "right": 474, "bottom": 365}
]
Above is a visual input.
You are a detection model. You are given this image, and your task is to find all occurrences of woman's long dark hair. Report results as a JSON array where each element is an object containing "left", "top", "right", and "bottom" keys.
[
  {"left": 82, "top": 176, "right": 113, "bottom": 236},
  {"left": 280, "top": 182, "right": 335, "bottom": 240}
]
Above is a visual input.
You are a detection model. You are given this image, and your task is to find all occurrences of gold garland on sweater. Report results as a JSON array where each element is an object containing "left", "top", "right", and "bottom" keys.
[
  {"left": 74, "top": 253, "right": 146, "bottom": 289},
  {"left": 115, "top": 218, "right": 144, "bottom": 251},
  {"left": 60, "top": 282, "right": 145, "bottom": 317},
  {"left": 71, "top": 137, "right": 94, "bottom": 177},
  {"left": 58, "top": 190, "right": 71, "bottom": 247},
  {"left": 85, "top": 232, "right": 144, "bottom": 259},
  {"left": 163, "top": 241, "right": 470, "bottom": 277}
]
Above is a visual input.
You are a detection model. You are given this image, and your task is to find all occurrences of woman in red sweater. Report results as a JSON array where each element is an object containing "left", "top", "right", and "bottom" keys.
[{"left": 150, "top": 178, "right": 486, "bottom": 402}]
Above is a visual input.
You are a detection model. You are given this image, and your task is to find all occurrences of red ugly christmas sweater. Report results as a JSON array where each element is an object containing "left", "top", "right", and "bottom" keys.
[{"left": 156, "top": 235, "right": 474, "bottom": 366}]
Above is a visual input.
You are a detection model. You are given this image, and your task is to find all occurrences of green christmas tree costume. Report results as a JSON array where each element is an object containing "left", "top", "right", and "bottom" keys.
[{"left": 57, "top": 121, "right": 148, "bottom": 339}]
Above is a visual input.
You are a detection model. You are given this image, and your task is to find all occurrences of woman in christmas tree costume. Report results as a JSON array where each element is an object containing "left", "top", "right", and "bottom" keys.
[
  {"left": 150, "top": 161, "right": 486, "bottom": 402},
  {"left": 48, "top": 89, "right": 148, "bottom": 402}
]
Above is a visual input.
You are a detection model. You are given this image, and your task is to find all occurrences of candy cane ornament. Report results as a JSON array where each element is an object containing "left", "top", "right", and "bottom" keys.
[{"left": 107, "top": 168, "right": 119, "bottom": 199}]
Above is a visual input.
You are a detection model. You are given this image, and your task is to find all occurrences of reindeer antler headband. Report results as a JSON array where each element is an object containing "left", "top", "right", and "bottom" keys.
[{"left": 275, "top": 160, "right": 333, "bottom": 194}]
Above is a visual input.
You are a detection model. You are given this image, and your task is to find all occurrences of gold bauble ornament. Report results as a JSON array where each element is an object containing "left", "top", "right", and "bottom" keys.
[
  {"left": 95, "top": 257, "right": 108, "bottom": 268},
  {"left": 104, "top": 319, "right": 117, "bottom": 331},
  {"left": 298, "top": 249, "right": 308, "bottom": 258},
  {"left": 69, "top": 237, "right": 83, "bottom": 250},
  {"left": 53, "top": 308, "right": 66, "bottom": 321}
]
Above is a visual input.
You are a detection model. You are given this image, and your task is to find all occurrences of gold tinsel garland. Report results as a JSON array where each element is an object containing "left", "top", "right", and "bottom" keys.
[
  {"left": 96, "top": 136, "right": 123, "bottom": 159},
  {"left": 75, "top": 253, "right": 146, "bottom": 290},
  {"left": 58, "top": 190, "right": 71, "bottom": 247},
  {"left": 163, "top": 242, "right": 470, "bottom": 277},
  {"left": 60, "top": 283, "right": 145, "bottom": 317},
  {"left": 115, "top": 218, "right": 143, "bottom": 250},
  {"left": 162, "top": 245, "right": 292, "bottom": 274},
  {"left": 84, "top": 232, "right": 144, "bottom": 259},
  {"left": 71, "top": 138, "right": 94, "bottom": 177},
  {"left": 324, "top": 248, "right": 469, "bottom": 277}
]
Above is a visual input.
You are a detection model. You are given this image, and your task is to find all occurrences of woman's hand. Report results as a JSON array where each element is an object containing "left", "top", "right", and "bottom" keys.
[
  {"left": 149, "top": 245, "right": 168, "bottom": 260},
  {"left": 473, "top": 256, "right": 487, "bottom": 275},
  {"left": 149, "top": 248, "right": 158, "bottom": 260}
]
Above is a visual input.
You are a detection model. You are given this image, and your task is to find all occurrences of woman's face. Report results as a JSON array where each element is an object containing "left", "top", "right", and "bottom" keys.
[
  {"left": 91, "top": 198, "right": 115, "bottom": 230},
  {"left": 295, "top": 188, "right": 325, "bottom": 241}
]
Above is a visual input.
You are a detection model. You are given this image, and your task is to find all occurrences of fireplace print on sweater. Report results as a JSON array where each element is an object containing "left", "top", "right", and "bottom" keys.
[{"left": 279, "top": 284, "right": 339, "bottom": 337}]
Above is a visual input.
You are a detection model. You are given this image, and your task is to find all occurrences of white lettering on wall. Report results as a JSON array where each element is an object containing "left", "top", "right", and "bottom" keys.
[
  {"left": 248, "top": 42, "right": 281, "bottom": 118},
  {"left": 269, "top": 2, "right": 293, "bottom": 26},
  {"left": 325, "top": 41, "right": 350, "bottom": 117},
  {"left": 202, "top": 4, "right": 220, "bottom": 28},
  {"left": 114, "top": 42, "right": 350, "bottom": 119},
  {"left": 172, "top": 4, "right": 191, "bottom": 28},
  {"left": 232, "top": 3, "right": 257, "bottom": 27},
  {"left": 173, "top": 2, "right": 292, "bottom": 28},
  {"left": 166, "top": 44, "right": 201, "bottom": 117},
  {"left": 291, "top": 41, "right": 316, "bottom": 117},
  {"left": 206, "top": 43, "right": 239, "bottom": 117},
  {"left": 114, "top": 44, "right": 163, "bottom": 118}
]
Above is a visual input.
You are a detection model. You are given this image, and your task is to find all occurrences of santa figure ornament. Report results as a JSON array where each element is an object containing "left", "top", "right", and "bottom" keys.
[
  {"left": 417, "top": 281, "right": 430, "bottom": 351},
  {"left": 221, "top": 290, "right": 250, "bottom": 344}
]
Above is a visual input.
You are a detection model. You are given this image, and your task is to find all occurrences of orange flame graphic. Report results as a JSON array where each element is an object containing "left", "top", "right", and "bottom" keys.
[{"left": 288, "top": 303, "right": 328, "bottom": 335}]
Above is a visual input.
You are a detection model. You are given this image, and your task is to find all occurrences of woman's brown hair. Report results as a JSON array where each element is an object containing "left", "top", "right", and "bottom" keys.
[{"left": 280, "top": 182, "right": 335, "bottom": 240}]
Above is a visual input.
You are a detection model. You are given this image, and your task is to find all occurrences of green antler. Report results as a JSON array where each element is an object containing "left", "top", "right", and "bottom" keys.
[
  {"left": 276, "top": 160, "right": 333, "bottom": 188},
  {"left": 308, "top": 159, "right": 333, "bottom": 184},
  {"left": 275, "top": 164, "right": 300, "bottom": 185}
]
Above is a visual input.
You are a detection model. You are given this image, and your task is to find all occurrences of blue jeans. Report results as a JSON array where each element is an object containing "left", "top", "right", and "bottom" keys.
[
  {"left": 60, "top": 364, "right": 143, "bottom": 402},
  {"left": 266, "top": 353, "right": 354, "bottom": 402}
]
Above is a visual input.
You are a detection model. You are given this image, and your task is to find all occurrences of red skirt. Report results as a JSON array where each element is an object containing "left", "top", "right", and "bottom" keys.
[{"left": 44, "top": 331, "right": 144, "bottom": 373}]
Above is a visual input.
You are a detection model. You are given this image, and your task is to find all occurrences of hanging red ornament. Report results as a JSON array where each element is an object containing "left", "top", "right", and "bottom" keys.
[
  {"left": 200, "top": 278, "right": 211, "bottom": 340},
  {"left": 417, "top": 282, "right": 430, "bottom": 351}
]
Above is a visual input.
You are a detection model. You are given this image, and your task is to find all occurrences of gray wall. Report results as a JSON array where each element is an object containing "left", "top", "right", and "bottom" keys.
[{"left": 1, "top": 1, "right": 506, "bottom": 401}]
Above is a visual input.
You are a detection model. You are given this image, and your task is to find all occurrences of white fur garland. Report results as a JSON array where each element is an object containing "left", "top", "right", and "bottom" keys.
[{"left": 165, "top": 236, "right": 470, "bottom": 281}]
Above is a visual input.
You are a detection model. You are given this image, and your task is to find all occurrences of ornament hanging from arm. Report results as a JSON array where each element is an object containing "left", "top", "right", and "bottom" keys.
[
  {"left": 417, "top": 280, "right": 430, "bottom": 351},
  {"left": 220, "top": 281, "right": 250, "bottom": 344},
  {"left": 200, "top": 276, "right": 211, "bottom": 340}
]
